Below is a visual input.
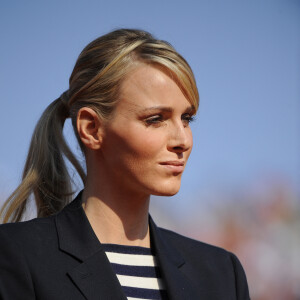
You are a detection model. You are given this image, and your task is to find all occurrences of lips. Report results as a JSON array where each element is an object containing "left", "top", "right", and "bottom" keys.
[{"left": 159, "top": 161, "right": 185, "bottom": 173}]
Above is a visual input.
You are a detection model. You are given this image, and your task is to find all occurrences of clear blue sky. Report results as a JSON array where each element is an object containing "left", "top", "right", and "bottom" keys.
[{"left": 0, "top": 0, "right": 299, "bottom": 212}]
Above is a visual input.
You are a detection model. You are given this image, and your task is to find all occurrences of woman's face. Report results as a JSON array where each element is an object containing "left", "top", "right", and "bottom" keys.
[{"left": 99, "top": 63, "right": 195, "bottom": 197}]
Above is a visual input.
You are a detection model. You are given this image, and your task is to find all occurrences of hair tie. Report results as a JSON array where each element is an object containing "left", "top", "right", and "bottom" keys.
[
  {"left": 60, "top": 90, "right": 70, "bottom": 118},
  {"left": 60, "top": 90, "right": 69, "bottom": 105},
  {"left": 59, "top": 90, "right": 70, "bottom": 118}
]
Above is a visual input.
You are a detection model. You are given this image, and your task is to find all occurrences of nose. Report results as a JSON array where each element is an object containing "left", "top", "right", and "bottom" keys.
[{"left": 167, "top": 120, "right": 192, "bottom": 154}]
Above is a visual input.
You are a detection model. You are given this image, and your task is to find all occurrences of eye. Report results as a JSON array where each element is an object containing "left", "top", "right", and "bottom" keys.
[
  {"left": 145, "top": 115, "right": 164, "bottom": 125},
  {"left": 182, "top": 114, "right": 195, "bottom": 126}
]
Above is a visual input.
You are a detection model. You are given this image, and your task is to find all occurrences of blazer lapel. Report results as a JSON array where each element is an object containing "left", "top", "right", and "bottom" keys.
[
  {"left": 149, "top": 217, "right": 199, "bottom": 300},
  {"left": 55, "top": 192, "right": 127, "bottom": 300},
  {"left": 67, "top": 250, "right": 127, "bottom": 300}
]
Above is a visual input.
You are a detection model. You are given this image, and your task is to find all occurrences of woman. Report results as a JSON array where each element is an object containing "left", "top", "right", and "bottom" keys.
[{"left": 0, "top": 29, "right": 250, "bottom": 300}]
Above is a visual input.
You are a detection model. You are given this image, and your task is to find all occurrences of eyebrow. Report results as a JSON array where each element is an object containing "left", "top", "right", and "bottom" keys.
[{"left": 140, "top": 105, "right": 195, "bottom": 114}]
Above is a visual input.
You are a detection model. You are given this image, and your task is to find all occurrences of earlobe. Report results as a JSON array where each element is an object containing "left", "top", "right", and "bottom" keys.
[{"left": 76, "top": 107, "right": 103, "bottom": 150}]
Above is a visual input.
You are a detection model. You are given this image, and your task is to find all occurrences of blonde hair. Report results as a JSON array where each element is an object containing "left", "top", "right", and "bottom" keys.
[{"left": 1, "top": 29, "right": 199, "bottom": 223}]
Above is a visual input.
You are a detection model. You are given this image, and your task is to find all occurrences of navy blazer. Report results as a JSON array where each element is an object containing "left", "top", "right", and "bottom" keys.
[{"left": 0, "top": 192, "right": 250, "bottom": 299}]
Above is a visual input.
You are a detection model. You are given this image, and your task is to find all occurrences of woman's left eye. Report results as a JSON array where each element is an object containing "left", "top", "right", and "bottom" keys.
[{"left": 182, "top": 114, "right": 195, "bottom": 125}]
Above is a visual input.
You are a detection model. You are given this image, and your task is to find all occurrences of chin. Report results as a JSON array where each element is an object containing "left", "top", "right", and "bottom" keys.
[
  {"left": 154, "top": 190, "right": 180, "bottom": 197},
  {"left": 150, "top": 181, "right": 181, "bottom": 197}
]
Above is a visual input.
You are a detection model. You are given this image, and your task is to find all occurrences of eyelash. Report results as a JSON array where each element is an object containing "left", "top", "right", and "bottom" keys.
[
  {"left": 182, "top": 114, "right": 195, "bottom": 124},
  {"left": 145, "top": 114, "right": 195, "bottom": 126}
]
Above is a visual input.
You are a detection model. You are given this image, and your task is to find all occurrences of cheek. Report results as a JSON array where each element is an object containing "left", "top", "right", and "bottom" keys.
[
  {"left": 103, "top": 126, "right": 165, "bottom": 165},
  {"left": 130, "top": 131, "right": 165, "bottom": 158}
]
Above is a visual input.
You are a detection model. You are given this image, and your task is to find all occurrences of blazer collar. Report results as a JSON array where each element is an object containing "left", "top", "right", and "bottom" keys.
[
  {"left": 55, "top": 191, "right": 127, "bottom": 299},
  {"left": 55, "top": 191, "right": 198, "bottom": 300},
  {"left": 55, "top": 191, "right": 101, "bottom": 261}
]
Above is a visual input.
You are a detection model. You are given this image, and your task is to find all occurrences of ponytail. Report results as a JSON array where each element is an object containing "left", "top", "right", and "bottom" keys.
[{"left": 0, "top": 92, "right": 86, "bottom": 223}]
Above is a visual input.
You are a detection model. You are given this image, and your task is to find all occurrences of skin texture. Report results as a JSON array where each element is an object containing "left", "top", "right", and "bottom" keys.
[{"left": 77, "top": 63, "right": 195, "bottom": 247}]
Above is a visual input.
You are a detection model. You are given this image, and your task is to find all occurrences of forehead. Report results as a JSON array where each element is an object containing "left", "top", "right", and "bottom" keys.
[{"left": 118, "top": 63, "right": 191, "bottom": 110}]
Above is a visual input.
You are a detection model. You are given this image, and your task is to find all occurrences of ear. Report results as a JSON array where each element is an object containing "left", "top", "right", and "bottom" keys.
[{"left": 76, "top": 107, "right": 103, "bottom": 150}]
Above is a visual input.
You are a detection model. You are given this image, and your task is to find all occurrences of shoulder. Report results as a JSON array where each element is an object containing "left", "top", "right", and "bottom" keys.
[
  {"left": 0, "top": 215, "right": 55, "bottom": 233},
  {"left": 157, "top": 226, "right": 250, "bottom": 299},
  {"left": 0, "top": 216, "right": 60, "bottom": 299},
  {"left": 158, "top": 226, "right": 245, "bottom": 271},
  {"left": 0, "top": 215, "right": 57, "bottom": 249},
  {"left": 158, "top": 226, "right": 231, "bottom": 259}
]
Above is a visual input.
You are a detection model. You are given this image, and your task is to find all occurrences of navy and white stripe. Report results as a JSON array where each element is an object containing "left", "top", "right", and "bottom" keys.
[{"left": 102, "top": 244, "right": 168, "bottom": 300}]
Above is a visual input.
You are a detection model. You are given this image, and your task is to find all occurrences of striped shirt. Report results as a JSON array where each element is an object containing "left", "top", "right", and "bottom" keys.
[{"left": 102, "top": 244, "right": 168, "bottom": 300}]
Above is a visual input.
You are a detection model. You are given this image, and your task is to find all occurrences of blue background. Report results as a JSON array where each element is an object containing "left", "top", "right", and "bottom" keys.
[{"left": 1, "top": 1, "right": 299, "bottom": 298}]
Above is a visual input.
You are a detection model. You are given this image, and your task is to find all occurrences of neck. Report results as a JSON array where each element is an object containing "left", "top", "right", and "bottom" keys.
[{"left": 82, "top": 174, "right": 151, "bottom": 248}]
